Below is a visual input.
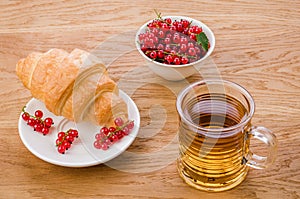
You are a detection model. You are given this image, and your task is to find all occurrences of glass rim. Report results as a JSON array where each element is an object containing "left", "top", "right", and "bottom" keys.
[{"left": 176, "top": 79, "right": 255, "bottom": 132}]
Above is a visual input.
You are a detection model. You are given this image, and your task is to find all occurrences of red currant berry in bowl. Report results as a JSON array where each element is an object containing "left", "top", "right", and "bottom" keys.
[{"left": 136, "top": 14, "right": 215, "bottom": 81}]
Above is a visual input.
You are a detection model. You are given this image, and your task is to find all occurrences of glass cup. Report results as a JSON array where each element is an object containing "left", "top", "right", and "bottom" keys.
[{"left": 176, "top": 80, "right": 278, "bottom": 192}]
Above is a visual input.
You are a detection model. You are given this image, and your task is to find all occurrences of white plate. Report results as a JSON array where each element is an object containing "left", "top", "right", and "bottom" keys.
[{"left": 18, "top": 90, "right": 140, "bottom": 167}]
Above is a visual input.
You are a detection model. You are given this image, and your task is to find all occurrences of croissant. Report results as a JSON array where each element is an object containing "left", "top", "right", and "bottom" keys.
[{"left": 16, "top": 48, "right": 128, "bottom": 126}]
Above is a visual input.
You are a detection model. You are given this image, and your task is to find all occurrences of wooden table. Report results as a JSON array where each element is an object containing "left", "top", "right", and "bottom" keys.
[{"left": 0, "top": 0, "right": 299, "bottom": 198}]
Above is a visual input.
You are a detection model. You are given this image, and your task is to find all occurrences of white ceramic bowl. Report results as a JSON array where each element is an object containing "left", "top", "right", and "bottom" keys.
[{"left": 135, "top": 16, "right": 215, "bottom": 81}]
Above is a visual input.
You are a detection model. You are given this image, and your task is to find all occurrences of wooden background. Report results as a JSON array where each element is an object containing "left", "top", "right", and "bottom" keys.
[{"left": 0, "top": 0, "right": 299, "bottom": 198}]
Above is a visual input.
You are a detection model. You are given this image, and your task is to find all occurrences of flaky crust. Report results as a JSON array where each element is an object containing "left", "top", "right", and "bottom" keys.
[
  {"left": 16, "top": 52, "right": 43, "bottom": 89},
  {"left": 16, "top": 48, "right": 127, "bottom": 126}
]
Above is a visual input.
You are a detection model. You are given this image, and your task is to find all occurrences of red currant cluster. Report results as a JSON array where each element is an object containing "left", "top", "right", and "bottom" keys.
[
  {"left": 94, "top": 118, "right": 135, "bottom": 150},
  {"left": 137, "top": 16, "right": 210, "bottom": 65},
  {"left": 22, "top": 107, "right": 54, "bottom": 135},
  {"left": 56, "top": 129, "right": 79, "bottom": 154}
]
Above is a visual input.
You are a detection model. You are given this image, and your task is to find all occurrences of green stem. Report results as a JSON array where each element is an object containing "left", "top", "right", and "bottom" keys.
[{"left": 154, "top": 9, "right": 162, "bottom": 19}]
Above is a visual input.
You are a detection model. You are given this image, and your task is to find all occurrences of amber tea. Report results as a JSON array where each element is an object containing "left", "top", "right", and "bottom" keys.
[{"left": 176, "top": 80, "right": 277, "bottom": 192}]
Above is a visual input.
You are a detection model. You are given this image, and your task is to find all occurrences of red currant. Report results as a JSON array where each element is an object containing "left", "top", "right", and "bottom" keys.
[
  {"left": 34, "top": 110, "right": 43, "bottom": 118},
  {"left": 189, "top": 27, "right": 194, "bottom": 33},
  {"left": 22, "top": 112, "right": 30, "bottom": 121},
  {"left": 166, "top": 33, "right": 172, "bottom": 38},
  {"left": 95, "top": 133, "right": 105, "bottom": 140},
  {"left": 181, "top": 57, "right": 189, "bottom": 64},
  {"left": 151, "top": 28, "right": 158, "bottom": 35},
  {"left": 164, "top": 44, "right": 172, "bottom": 52},
  {"left": 143, "top": 37, "right": 150, "bottom": 45},
  {"left": 148, "top": 22, "right": 155, "bottom": 28},
  {"left": 122, "top": 126, "right": 130, "bottom": 135},
  {"left": 109, "top": 127, "right": 116, "bottom": 133},
  {"left": 150, "top": 51, "right": 157, "bottom": 59},
  {"left": 27, "top": 118, "right": 36, "bottom": 127},
  {"left": 164, "top": 37, "right": 171, "bottom": 44},
  {"left": 195, "top": 47, "right": 201, "bottom": 54},
  {"left": 188, "top": 47, "right": 196, "bottom": 56},
  {"left": 158, "top": 30, "right": 165, "bottom": 38},
  {"left": 181, "top": 20, "right": 189, "bottom": 28},
  {"left": 94, "top": 120, "right": 135, "bottom": 150},
  {"left": 56, "top": 129, "right": 79, "bottom": 154},
  {"left": 180, "top": 37, "right": 188, "bottom": 44},
  {"left": 65, "top": 135, "right": 75, "bottom": 144},
  {"left": 41, "top": 127, "right": 49, "bottom": 135},
  {"left": 100, "top": 127, "right": 109, "bottom": 135},
  {"left": 183, "top": 28, "right": 189, "bottom": 35},
  {"left": 104, "top": 139, "right": 111, "bottom": 146},
  {"left": 176, "top": 23, "right": 184, "bottom": 32},
  {"left": 127, "top": 121, "right": 134, "bottom": 129},
  {"left": 157, "top": 50, "right": 164, "bottom": 59},
  {"left": 193, "top": 26, "right": 202, "bottom": 34},
  {"left": 170, "top": 26, "right": 177, "bottom": 31},
  {"left": 115, "top": 131, "right": 124, "bottom": 139},
  {"left": 62, "top": 140, "right": 71, "bottom": 150},
  {"left": 44, "top": 117, "right": 53, "bottom": 127},
  {"left": 172, "top": 21, "right": 179, "bottom": 27},
  {"left": 189, "top": 34, "right": 196, "bottom": 41},
  {"left": 69, "top": 129, "right": 78, "bottom": 138},
  {"left": 165, "top": 18, "right": 172, "bottom": 24},
  {"left": 56, "top": 139, "right": 61, "bottom": 146},
  {"left": 187, "top": 42, "right": 194, "bottom": 48},
  {"left": 139, "top": 33, "right": 145, "bottom": 41},
  {"left": 111, "top": 134, "right": 119, "bottom": 143},
  {"left": 58, "top": 145, "right": 66, "bottom": 154},
  {"left": 161, "top": 23, "right": 169, "bottom": 30},
  {"left": 156, "top": 20, "right": 162, "bottom": 27},
  {"left": 141, "top": 44, "right": 148, "bottom": 52},
  {"left": 173, "top": 57, "right": 181, "bottom": 65},
  {"left": 157, "top": 43, "right": 164, "bottom": 50},
  {"left": 165, "top": 55, "right": 173, "bottom": 64},
  {"left": 101, "top": 143, "right": 108, "bottom": 150},
  {"left": 170, "top": 50, "right": 177, "bottom": 56},
  {"left": 94, "top": 140, "right": 102, "bottom": 149},
  {"left": 58, "top": 132, "right": 66, "bottom": 140},
  {"left": 180, "top": 44, "right": 187, "bottom": 52},
  {"left": 172, "top": 35, "right": 180, "bottom": 43},
  {"left": 148, "top": 32, "right": 155, "bottom": 39},
  {"left": 34, "top": 123, "right": 43, "bottom": 132},
  {"left": 114, "top": 117, "right": 124, "bottom": 127}
]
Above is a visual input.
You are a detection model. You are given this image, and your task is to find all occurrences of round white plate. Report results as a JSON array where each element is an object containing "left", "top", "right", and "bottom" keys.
[{"left": 18, "top": 90, "right": 140, "bottom": 167}]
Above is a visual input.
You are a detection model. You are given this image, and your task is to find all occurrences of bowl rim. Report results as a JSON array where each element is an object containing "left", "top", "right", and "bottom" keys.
[{"left": 135, "top": 15, "right": 215, "bottom": 68}]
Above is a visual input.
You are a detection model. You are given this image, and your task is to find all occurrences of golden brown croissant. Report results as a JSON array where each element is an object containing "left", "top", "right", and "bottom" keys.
[{"left": 16, "top": 48, "right": 127, "bottom": 126}]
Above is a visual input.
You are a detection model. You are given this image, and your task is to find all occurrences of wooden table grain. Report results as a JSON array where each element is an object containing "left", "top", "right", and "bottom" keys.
[{"left": 0, "top": 0, "right": 299, "bottom": 198}]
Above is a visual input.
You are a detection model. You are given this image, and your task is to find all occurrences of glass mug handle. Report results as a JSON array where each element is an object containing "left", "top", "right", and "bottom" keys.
[{"left": 245, "top": 126, "right": 278, "bottom": 169}]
